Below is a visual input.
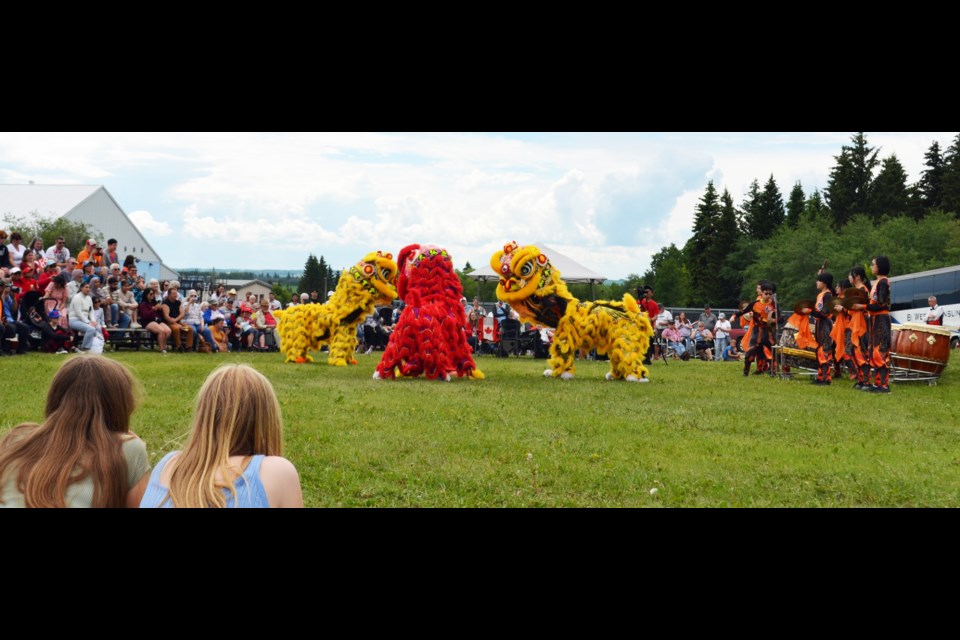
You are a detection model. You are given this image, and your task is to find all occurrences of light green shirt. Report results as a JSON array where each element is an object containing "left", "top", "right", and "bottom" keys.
[{"left": 0, "top": 436, "right": 149, "bottom": 508}]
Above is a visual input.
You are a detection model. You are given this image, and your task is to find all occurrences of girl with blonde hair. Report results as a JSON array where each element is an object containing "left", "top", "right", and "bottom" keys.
[
  {"left": 0, "top": 356, "right": 150, "bottom": 508},
  {"left": 139, "top": 364, "right": 303, "bottom": 508}
]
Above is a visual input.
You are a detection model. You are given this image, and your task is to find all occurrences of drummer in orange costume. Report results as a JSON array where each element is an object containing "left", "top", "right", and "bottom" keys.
[
  {"left": 741, "top": 281, "right": 777, "bottom": 377},
  {"left": 802, "top": 271, "right": 835, "bottom": 386},
  {"left": 846, "top": 266, "right": 872, "bottom": 390},
  {"left": 734, "top": 280, "right": 773, "bottom": 376},
  {"left": 858, "top": 255, "right": 892, "bottom": 393},
  {"left": 830, "top": 279, "right": 856, "bottom": 381}
]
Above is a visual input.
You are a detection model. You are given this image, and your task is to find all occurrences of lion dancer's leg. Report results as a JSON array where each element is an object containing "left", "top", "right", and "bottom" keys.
[
  {"left": 442, "top": 314, "right": 484, "bottom": 379},
  {"left": 546, "top": 318, "right": 579, "bottom": 379},
  {"left": 278, "top": 309, "right": 314, "bottom": 363},
  {"left": 417, "top": 321, "right": 450, "bottom": 381},
  {"left": 375, "top": 324, "right": 409, "bottom": 379},
  {"left": 328, "top": 325, "right": 360, "bottom": 366},
  {"left": 607, "top": 323, "right": 651, "bottom": 382}
]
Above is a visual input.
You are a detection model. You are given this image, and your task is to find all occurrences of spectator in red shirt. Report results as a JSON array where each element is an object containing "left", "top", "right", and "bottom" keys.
[{"left": 637, "top": 285, "right": 659, "bottom": 365}]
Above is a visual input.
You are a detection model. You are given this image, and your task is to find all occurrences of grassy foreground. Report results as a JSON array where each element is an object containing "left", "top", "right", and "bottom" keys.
[{"left": 2, "top": 349, "right": 959, "bottom": 507}]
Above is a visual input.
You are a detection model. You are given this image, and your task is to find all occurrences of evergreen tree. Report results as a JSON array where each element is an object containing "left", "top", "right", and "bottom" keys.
[
  {"left": 867, "top": 153, "right": 910, "bottom": 219},
  {"left": 297, "top": 254, "right": 324, "bottom": 294},
  {"left": 801, "top": 189, "right": 829, "bottom": 223},
  {"left": 825, "top": 132, "right": 879, "bottom": 228},
  {"left": 918, "top": 140, "right": 945, "bottom": 211},
  {"left": 738, "top": 179, "right": 761, "bottom": 235},
  {"left": 785, "top": 181, "right": 805, "bottom": 228},
  {"left": 941, "top": 133, "right": 960, "bottom": 216},
  {"left": 747, "top": 174, "right": 785, "bottom": 240},
  {"left": 711, "top": 189, "right": 742, "bottom": 307},
  {"left": 904, "top": 184, "right": 926, "bottom": 220},
  {"left": 687, "top": 181, "right": 721, "bottom": 304},
  {"left": 316, "top": 256, "right": 330, "bottom": 293}
]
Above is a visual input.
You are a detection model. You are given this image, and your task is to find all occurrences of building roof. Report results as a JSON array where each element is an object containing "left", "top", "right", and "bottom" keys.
[
  {"left": 466, "top": 242, "right": 608, "bottom": 284},
  {"left": 0, "top": 184, "right": 103, "bottom": 218},
  {"left": 0, "top": 183, "right": 179, "bottom": 280},
  {"left": 222, "top": 278, "right": 273, "bottom": 289}
]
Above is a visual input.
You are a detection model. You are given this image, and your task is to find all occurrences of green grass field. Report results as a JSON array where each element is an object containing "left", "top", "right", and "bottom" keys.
[{"left": 3, "top": 348, "right": 959, "bottom": 507}]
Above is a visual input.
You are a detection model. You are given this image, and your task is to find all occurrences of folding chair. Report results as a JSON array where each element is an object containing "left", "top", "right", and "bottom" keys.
[{"left": 497, "top": 318, "right": 522, "bottom": 357}]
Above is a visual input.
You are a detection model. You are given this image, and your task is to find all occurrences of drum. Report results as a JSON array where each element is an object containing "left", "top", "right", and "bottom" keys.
[
  {"left": 891, "top": 323, "right": 951, "bottom": 377},
  {"left": 776, "top": 328, "right": 817, "bottom": 372}
]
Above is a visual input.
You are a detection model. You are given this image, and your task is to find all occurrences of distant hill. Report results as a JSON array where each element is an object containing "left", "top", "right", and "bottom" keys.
[{"left": 177, "top": 268, "right": 304, "bottom": 276}]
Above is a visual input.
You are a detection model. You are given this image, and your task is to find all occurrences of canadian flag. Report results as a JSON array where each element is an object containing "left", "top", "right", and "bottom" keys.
[{"left": 480, "top": 317, "right": 499, "bottom": 342}]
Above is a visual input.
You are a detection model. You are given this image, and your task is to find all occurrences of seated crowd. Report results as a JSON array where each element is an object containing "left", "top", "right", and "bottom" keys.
[{"left": 1, "top": 231, "right": 291, "bottom": 355}]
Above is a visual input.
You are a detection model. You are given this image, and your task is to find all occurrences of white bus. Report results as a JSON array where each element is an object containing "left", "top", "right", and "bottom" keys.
[{"left": 889, "top": 264, "right": 960, "bottom": 332}]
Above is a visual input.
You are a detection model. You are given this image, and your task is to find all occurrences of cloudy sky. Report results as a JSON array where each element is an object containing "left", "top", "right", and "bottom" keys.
[{"left": 1, "top": 132, "right": 955, "bottom": 280}]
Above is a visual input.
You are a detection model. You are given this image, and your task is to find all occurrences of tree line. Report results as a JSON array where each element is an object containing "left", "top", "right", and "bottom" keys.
[{"left": 637, "top": 132, "right": 960, "bottom": 308}]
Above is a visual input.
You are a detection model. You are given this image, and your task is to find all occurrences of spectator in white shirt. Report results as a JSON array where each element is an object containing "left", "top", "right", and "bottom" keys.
[
  {"left": 68, "top": 282, "right": 97, "bottom": 350},
  {"left": 926, "top": 296, "right": 944, "bottom": 326},
  {"left": 44, "top": 236, "right": 71, "bottom": 269},
  {"left": 713, "top": 312, "right": 732, "bottom": 361},
  {"left": 654, "top": 307, "right": 673, "bottom": 360}
]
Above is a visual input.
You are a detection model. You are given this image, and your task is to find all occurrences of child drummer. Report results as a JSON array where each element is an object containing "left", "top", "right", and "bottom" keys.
[
  {"left": 802, "top": 271, "right": 835, "bottom": 385},
  {"left": 742, "top": 280, "right": 777, "bottom": 377},
  {"left": 861, "top": 255, "right": 892, "bottom": 393}
]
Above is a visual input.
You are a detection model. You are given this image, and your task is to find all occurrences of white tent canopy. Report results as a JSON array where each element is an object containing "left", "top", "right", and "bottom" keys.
[{"left": 466, "top": 242, "right": 608, "bottom": 285}]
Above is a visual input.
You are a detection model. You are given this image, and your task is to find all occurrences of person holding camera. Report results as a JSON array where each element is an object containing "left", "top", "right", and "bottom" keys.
[
  {"left": 1, "top": 281, "right": 30, "bottom": 355},
  {"left": 0, "top": 229, "right": 12, "bottom": 273},
  {"left": 637, "top": 285, "right": 659, "bottom": 364}
]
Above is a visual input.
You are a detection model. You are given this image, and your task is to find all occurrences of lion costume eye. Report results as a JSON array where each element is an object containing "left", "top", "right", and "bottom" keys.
[
  {"left": 518, "top": 261, "right": 534, "bottom": 278},
  {"left": 380, "top": 267, "right": 393, "bottom": 280}
]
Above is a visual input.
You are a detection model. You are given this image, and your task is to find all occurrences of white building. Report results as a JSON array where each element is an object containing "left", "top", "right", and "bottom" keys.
[{"left": 0, "top": 184, "right": 178, "bottom": 281}]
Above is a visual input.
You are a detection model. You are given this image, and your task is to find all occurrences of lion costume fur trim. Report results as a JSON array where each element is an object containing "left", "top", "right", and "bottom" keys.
[
  {"left": 375, "top": 243, "right": 483, "bottom": 381},
  {"left": 490, "top": 241, "right": 653, "bottom": 381},
  {"left": 274, "top": 251, "right": 398, "bottom": 365}
]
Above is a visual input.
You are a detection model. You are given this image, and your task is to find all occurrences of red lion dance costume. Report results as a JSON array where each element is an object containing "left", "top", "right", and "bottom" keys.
[{"left": 374, "top": 244, "right": 484, "bottom": 382}]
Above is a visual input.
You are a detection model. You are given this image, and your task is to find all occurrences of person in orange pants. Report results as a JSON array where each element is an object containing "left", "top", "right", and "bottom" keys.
[
  {"left": 847, "top": 266, "right": 872, "bottom": 390},
  {"left": 863, "top": 255, "right": 892, "bottom": 393},
  {"left": 742, "top": 281, "right": 777, "bottom": 377},
  {"left": 807, "top": 271, "right": 835, "bottom": 385}
]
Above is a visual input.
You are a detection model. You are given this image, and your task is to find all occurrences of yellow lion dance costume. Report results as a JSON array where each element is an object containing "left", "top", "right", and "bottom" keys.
[
  {"left": 274, "top": 251, "right": 398, "bottom": 365},
  {"left": 491, "top": 241, "right": 654, "bottom": 382}
]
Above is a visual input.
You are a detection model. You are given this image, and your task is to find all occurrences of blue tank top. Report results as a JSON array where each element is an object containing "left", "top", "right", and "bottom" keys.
[{"left": 139, "top": 452, "right": 270, "bottom": 508}]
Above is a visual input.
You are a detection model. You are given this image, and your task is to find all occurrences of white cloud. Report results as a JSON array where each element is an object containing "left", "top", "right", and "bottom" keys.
[
  {"left": 127, "top": 210, "right": 173, "bottom": 236},
  {"left": 3, "top": 131, "right": 957, "bottom": 279},
  {"left": 180, "top": 203, "right": 339, "bottom": 246}
]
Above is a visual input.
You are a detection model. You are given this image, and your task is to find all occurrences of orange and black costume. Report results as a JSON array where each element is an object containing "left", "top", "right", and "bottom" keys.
[
  {"left": 742, "top": 298, "right": 777, "bottom": 376},
  {"left": 810, "top": 289, "right": 835, "bottom": 383},
  {"left": 846, "top": 282, "right": 871, "bottom": 385},
  {"left": 866, "top": 276, "right": 891, "bottom": 389},
  {"left": 830, "top": 289, "right": 856, "bottom": 380}
]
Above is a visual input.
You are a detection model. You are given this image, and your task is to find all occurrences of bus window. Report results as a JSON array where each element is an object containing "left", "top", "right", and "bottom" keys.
[
  {"left": 912, "top": 275, "right": 934, "bottom": 306},
  {"left": 934, "top": 271, "right": 959, "bottom": 305},
  {"left": 890, "top": 277, "right": 912, "bottom": 308}
]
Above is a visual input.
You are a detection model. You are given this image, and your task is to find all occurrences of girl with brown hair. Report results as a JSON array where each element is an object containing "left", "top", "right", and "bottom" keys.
[{"left": 0, "top": 356, "right": 150, "bottom": 508}]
